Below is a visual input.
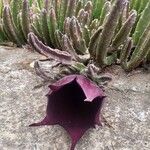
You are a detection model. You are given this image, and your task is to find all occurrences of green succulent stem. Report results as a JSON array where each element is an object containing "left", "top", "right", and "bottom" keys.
[
  {"left": 3, "top": 6, "right": 22, "bottom": 46},
  {"left": 111, "top": 10, "right": 137, "bottom": 50},
  {"left": 96, "top": 0, "right": 127, "bottom": 66},
  {"left": 122, "top": 24, "right": 150, "bottom": 71},
  {"left": 22, "top": 0, "right": 30, "bottom": 39},
  {"left": 133, "top": 1, "right": 150, "bottom": 45}
]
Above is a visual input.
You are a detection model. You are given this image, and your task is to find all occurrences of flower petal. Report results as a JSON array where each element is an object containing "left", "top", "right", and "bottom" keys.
[
  {"left": 48, "top": 75, "right": 105, "bottom": 102},
  {"left": 75, "top": 75, "right": 105, "bottom": 102}
]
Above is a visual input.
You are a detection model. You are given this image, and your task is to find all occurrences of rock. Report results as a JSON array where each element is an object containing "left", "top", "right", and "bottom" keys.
[{"left": 0, "top": 46, "right": 150, "bottom": 150}]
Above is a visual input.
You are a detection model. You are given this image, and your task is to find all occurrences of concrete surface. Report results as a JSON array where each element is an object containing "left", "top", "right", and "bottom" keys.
[{"left": 0, "top": 46, "right": 150, "bottom": 150}]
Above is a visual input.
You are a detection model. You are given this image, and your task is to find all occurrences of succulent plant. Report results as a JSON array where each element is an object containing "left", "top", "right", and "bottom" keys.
[
  {"left": 0, "top": 1, "right": 149, "bottom": 149},
  {"left": 0, "top": 0, "right": 31, "bottom": 46},
  {"left": 0, "top": 0, "right": 150, "bottom": 71},
  {"left": 26, "top": 0, "right": 129, "bottom": 76},
  {"left": 28, "top": 0, "right": 150, "bottom": 72},
  {"left": 120, "top": 0, "right": 150, "bottom": 71}
]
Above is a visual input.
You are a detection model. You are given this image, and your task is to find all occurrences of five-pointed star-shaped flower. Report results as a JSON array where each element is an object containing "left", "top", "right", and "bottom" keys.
[{"left": 30, "top": 75, "right": 105, "bottom": 150}]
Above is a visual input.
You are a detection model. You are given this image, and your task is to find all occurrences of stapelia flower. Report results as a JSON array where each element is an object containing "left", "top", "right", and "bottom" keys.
[{"left": 30, "top": 75, "right": 105, "bottom": 150}]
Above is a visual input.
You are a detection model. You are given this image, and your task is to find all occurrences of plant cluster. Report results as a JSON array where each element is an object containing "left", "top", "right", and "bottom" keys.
[{"left": 0, "top": 0, "right": 150, "bottom": 72}]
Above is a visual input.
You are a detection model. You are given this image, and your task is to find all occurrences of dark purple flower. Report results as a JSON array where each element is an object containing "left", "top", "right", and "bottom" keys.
[{"left": 30, "top": 75, "right": 105, "bottom": 150}]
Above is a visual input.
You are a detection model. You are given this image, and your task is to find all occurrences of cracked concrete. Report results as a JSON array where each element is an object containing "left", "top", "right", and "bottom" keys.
[{"left": 0, "top": 46, "right": 150, "bottom": 150}]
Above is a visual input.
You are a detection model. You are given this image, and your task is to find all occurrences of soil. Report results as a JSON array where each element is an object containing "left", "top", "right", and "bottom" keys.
[{"left": 0, "top": 46, "right": 150, "bottom": 150}]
